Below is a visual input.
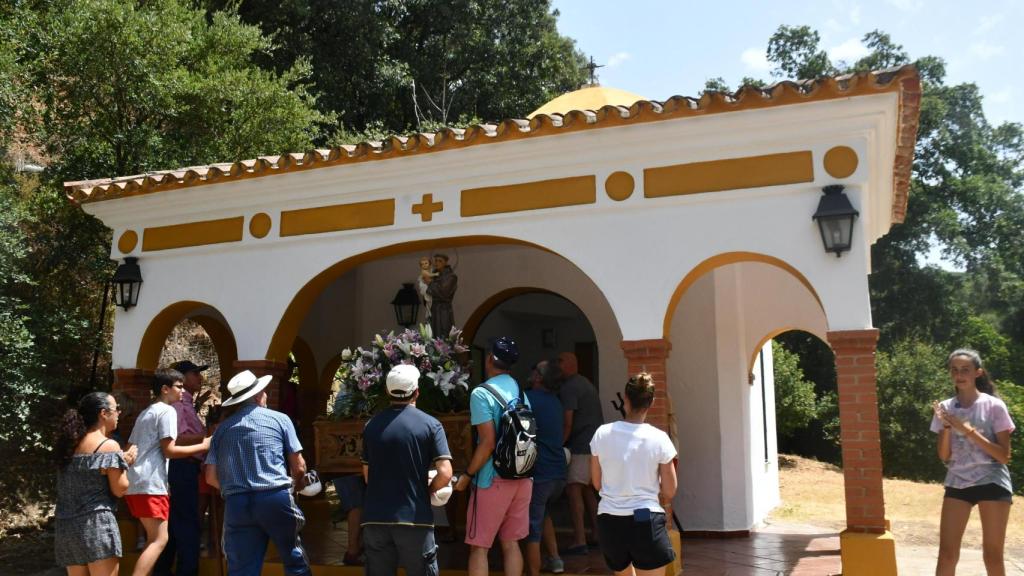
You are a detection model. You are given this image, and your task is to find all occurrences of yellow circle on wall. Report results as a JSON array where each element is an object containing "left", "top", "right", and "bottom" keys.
[
  {"left": 117, "top": 230, "right": 138, "bottom": 254},
  {"left": 249, "top": 213, "right": 272, "bottom": 238},
  {"left": 605, "top": 171, "right": 635, "bottom": 201},
  {"left": 824, "top": 146, "right": 859, "bottom": 179}
]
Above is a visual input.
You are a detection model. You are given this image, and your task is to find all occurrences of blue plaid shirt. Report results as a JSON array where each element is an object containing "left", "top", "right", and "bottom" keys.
[{"left": 206, "top": 403, "right": 302, "bottom": 497}]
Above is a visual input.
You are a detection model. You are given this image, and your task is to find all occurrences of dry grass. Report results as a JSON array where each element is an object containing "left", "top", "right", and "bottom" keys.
[{"left": 770, "top": 454, "right": 1024, "bottom": 555}]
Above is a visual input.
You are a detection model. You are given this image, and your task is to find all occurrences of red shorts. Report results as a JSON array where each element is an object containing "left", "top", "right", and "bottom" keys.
[
  {"left": 125, "top": 494, "right": 170, "bottom": 520},
  {"left": 465, "top": 477, "right": 532, "bottom": 548}
]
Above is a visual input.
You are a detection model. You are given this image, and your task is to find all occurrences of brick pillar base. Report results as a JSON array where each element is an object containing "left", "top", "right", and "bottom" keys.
[
  {"left": 829, "top": 329, "right": 897, "bottom": 576},
  {"left": 232, "top": 360, "right": 289, "bottom": 409},
  {"left": 113, "top": 369, "right": 156, "bottom": 437},
  {"left": 620, "top": 339, "right": 672, "bottom": 434}
]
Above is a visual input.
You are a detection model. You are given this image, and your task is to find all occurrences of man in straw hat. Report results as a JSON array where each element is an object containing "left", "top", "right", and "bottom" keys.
[
  {"left": 204, "top": 370, "right": 313, "bottom": 576},
  {"left": 361, "top": 364, "right": 453, "bottom": 576}
]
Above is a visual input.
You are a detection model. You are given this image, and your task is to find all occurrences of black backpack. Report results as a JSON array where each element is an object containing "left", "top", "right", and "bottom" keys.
[{"left": 481, "top": 383, "right": 538, "bottom": 479}]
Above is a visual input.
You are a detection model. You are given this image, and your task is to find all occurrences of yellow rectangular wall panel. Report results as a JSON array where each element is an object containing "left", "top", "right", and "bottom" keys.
[
  {"left": 142, "top": 217, "right": 244, "bottom": 251},
  {"left": 280, "top": 199, "right": 395, "bottom": 237},
  {"left": 461, "top": 175, "right": 596, "bottom": 217},
  {"left": 644, "top": 151, "right": 814, "bottom": 198}
]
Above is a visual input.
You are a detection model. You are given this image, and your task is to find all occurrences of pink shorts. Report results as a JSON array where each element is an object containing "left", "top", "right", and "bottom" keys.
[{"left": 465, "top": 477, "right": 532, "bottom": 548}]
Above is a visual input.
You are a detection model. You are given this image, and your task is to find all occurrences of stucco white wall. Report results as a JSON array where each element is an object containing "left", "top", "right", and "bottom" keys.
[{"left": 92, "top": 93, "right": 902, "bottom": 369}]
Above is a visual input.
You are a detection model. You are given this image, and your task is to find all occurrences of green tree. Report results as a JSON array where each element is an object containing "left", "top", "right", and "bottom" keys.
[
  {"left": 771, "top": 341, "right": 819, "bottom": 438},
  {"left": 28, "top": 0, "right": 327, "bottom": 182},
  {"left": 204, "top": 0, "right": 590, "bottom": 135}
]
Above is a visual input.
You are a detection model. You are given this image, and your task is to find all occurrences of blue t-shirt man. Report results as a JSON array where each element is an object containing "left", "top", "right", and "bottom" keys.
[
  {"left": 525, "top": 387, "right": 565, "bottom": 482},
  {"left": 469, "top": 373, "right": 531, "bottom": 489},
  {"left": 361, "top": 403, "right": 452, "bottom": 526}
]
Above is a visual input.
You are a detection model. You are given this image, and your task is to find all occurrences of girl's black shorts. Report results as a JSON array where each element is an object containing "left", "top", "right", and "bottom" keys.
[
  {"left": 944, "top": 483, "right": 1013, "bottom": 504},
  {"left": 596, "top": 511, "right": 675, "bottom": 571}
]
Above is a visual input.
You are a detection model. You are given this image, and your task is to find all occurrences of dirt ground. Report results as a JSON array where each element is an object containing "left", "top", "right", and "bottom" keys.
[{"left": 770, "top": 454, "right": 1024, "bottom": 561}]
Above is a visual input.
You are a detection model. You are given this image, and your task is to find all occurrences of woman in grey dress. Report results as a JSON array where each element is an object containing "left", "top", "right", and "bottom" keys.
[{"left": 54, "top": 392, "right": 136, "bottom": 576}]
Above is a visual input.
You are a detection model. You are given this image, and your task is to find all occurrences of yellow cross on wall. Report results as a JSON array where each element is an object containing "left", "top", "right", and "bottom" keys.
[{"left": 412, "top": 193, "right": 444, "bottom": 222}]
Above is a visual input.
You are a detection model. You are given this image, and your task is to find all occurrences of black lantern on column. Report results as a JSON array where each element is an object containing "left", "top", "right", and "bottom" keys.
[
  {"left": 812, "top": 184, "right": 859, "bottom": 257},
  {"left": 111, "top": 257, "right": 143, "bottom": 310},
  {"left": 391, "top": 283, "right": 420, "bottom": 328}
]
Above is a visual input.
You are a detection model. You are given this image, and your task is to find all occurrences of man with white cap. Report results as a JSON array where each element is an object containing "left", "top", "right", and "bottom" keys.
[
  {"left": 361, "top": 364, "right": 453, "bottom": 576},
  {"left": 204, "top": 370, "right": 312, "bottom": 576}
]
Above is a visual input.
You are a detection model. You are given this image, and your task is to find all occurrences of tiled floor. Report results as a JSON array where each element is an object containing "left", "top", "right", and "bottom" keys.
[{"left": 287, "top": 499, "right": 842, "bottom": 576}]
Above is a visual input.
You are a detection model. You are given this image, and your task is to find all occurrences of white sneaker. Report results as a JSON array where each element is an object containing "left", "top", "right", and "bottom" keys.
[{"left": 542, "top": 557, "right": 565, "bottom": 574}]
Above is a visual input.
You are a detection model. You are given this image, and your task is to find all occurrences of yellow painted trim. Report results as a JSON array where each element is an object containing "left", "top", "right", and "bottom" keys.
[
  {"left": 461, "top": 176, "right": 596, "bottom": 217},
  {"left": 279, "top": 199, "right": 395, "bottom": 237},
  {"left": 136, "top": 301, "right": 237, "bottom": 371},
  {"left": 824, "top": 145, "right": 859, "bottom": 178},
  {"left": 412, "top": 193, "right": 444, "bottom": 222},
  {"left": 249, "top": 212, "right": 272, "bottom": 238},
  {"left": 142, "top": 217, "right": 244, "bottom": 251},
  {"left": 662, "top": 252, "right": 825, "bottom": 339},
  {"left": 117, "top": 230, "right": 138, "bottom": 253},
  {"left": 265, "top": 236, "right": 584, "bottom": 362},
  {"left": 644, "top": 151, "right": 814, "bottom": 198},
  {"left": 840, "top": 529, "right": 897, "bottom": 576},
  {"left": 604, "top": 171, "right": 635, "bottom": 201}
]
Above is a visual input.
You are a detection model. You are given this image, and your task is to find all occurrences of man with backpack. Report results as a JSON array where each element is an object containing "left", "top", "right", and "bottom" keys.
[{"left": 455, "top": 336, "right": 536, "bottom": 576}]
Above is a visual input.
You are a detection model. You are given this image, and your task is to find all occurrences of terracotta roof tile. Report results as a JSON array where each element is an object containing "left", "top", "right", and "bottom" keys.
[{"left": 66, "top": 66, "right": 920, "bottom": 223}]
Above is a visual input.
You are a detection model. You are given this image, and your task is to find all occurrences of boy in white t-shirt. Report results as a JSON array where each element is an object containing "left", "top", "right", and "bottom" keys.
[{"left": 125, "top": 369, "right": 210, "bottom": 576}]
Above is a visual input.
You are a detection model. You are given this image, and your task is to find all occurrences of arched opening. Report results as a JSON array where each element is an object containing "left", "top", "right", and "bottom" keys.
[
  {"left": 663, "top": 255, "right": 828, "bottom": 533},
  {"left": 139, "top": 301, "right": 237, "bottom": 377},
  {"left": 268, "top": 237, "right": 624, "bottom": 424},
  {"left": 465, "top": 289, "right": 598, "bottom": 386}
]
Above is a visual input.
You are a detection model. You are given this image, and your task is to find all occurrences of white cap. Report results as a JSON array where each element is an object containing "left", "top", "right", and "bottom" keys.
[{"left": 387, "top": 364, "right": 421, "bottom": 398}]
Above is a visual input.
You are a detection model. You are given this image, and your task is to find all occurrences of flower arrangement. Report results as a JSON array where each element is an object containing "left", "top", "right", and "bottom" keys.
[{"left": 328, "top": 324, "right": 472, "bottom": 419}]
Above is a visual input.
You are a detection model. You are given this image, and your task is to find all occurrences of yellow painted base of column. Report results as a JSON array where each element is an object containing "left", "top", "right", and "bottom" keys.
[
  {"left": 668, "top": 528, "right": 682, "bottom": 575},
  {"left": 840, "top": 530, "right": 897, "bottom": 576}
]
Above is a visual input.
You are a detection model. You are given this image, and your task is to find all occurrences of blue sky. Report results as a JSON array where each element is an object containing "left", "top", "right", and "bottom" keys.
[{"left": 551, "top": 0, "right": 1022, "bottom": 126}]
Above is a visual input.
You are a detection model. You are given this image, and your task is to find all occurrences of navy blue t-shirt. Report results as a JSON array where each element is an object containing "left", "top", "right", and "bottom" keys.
[
  {"left": 361, "top": 404, "right": 451, "bottom": 526},
  {"left": 525, "top": 388, "right": 567, "bottom": 482}
]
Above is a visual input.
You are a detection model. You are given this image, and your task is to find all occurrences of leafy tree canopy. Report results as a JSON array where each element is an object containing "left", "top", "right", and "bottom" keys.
[{"left": 202, "top": 0, "right": 590, "bottom": 137}]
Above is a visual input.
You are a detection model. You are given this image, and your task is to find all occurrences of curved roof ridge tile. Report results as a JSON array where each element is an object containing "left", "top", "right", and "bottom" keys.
[{"left": 66, "top": 65, "right": 920, "bottom": 222}]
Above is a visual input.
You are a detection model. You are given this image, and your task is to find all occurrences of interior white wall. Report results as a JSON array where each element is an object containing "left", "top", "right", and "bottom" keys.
[{"left": 295, "top": 244, "right": 624, "bottom": 418}]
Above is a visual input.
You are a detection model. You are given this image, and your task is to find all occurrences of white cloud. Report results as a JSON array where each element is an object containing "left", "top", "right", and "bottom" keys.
[
  {"left": 606, "top": 52, "right": 631, "bottom": 68},
  {"left": 740, "top": 47, "right": 771, "bottom": 72},
  {"left": 885, "top": 0, "right": 923, "bottom": 11},
  {"left": 970, "top": 42, "right": 1005, "bottom": 60},
  {"left": 849, "top": 4, "right": 862, "bottom": 25},
  {"left": 989, "top": 89, "right": 1011, "bottom": 104},
  {"left": 974, "top": 14, "right": 1002, "bottom": 35},
  {"left": 828, "top": 38, "right": 871, "bottom": 63}
]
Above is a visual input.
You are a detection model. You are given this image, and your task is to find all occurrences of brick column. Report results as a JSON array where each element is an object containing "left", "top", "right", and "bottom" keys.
[
  {"left": 231, "top": 360, "right": 289, "bottom": 409},
  {"left": 113, "top": 368, "right": 155, "bottom": 437},
  {"left": 620, "top": 339, "right": 673, "bottom": 435},
  {"left": 829, "top": 329, "right": 897, "bottom": 576}
]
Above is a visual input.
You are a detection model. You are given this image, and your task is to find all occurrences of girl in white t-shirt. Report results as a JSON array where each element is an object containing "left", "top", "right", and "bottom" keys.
[
  {"left": 931, "top": 348, "right": 1014, "bottom": 576},
  {"left": 590, "top": 373, "right": 677, "bottom": 576}
]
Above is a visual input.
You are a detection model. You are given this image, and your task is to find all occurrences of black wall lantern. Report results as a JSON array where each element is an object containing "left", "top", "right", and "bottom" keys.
[
  {"left": 111, "top": 257, "right": 143, "bottom": 310},
  {"left": 391, "top": 283, "right": 420, "bottom": 328},
  {"left": 812, "top": 184, "right": 859, "bottom": 257}
]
